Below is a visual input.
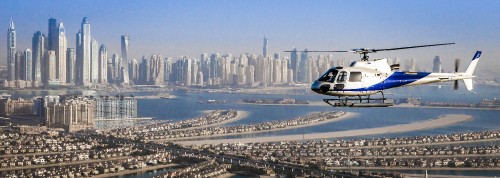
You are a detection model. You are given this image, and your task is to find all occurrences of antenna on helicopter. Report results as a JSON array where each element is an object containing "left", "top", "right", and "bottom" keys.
[{"left": 285, "top": 43, "right": 455, "bottom": 61}]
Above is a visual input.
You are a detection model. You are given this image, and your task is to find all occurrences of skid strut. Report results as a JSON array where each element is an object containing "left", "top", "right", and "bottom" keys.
[{"left": 323, "top": 91, "right": 393, "bottom": 107}]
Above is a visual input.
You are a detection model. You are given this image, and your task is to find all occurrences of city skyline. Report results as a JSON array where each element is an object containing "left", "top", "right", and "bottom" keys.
[{"left": 1, "top": 0, "right": 499, "bottom": 75}]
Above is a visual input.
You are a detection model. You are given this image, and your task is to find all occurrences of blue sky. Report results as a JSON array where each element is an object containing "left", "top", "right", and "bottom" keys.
[{"left": 1, "top": 0, "right": 499, "bottom": 74}]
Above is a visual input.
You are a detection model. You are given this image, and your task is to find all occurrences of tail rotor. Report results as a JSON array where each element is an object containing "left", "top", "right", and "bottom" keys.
[{"left": 453, "top": 58, "right": 460, "bottom": 90}]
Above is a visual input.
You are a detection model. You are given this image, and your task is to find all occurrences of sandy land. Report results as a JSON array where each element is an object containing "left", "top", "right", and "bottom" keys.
[
  {"left": 156, "top": 112, "right": 357, "bottom": 142},
  {"left": 217, "top": 172, "right": 237, "bottom": 178},
  {"left": 92, "top": 164, "right": 178, "bottom": 178},
  {"left": 175, "top": 110, "right": 249, "bottom": 131},
  {"left": 177, "top": 114, "right": 472, "bottom": 145}
]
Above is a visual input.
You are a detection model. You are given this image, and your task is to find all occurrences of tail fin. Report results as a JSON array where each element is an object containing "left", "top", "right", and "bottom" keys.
[
  {"left": 463, "top": 78, "right": 473, "bottom": 91},
  {"left": 465, "top": 51, "right": 481, "bottom": 75}
]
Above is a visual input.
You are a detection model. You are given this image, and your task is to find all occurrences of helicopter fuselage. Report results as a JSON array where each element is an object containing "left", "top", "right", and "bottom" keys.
[{"left": 311, "top": 51, "right": 480, "bottom": 97}]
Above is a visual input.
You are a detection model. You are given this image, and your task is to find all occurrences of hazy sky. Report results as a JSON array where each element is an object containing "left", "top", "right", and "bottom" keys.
[{"left": 1, "top": 0, "right": 499, "bottom": 75}]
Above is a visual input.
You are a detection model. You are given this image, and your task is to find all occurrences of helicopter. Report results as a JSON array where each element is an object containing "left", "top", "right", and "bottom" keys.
[{"left": 286, "top": 43, "right": 481, "bottom": 107}]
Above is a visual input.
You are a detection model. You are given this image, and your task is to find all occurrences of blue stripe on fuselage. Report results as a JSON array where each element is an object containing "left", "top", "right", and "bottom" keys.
[{"left": 338, "top": 72, "right": 431, "bottom": 91}]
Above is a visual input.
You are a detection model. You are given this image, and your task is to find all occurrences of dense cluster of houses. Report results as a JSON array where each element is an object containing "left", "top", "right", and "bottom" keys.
[
  {"left": 112, "top": 111, "right": 345, "bottom": 141},
  {"left": 187, "top": 130, "right": 500, "bottom": 170},
  {"left": 155, "top": 160, "right": 228, "bottom": 178},
  {"left": 107, "top": 110, "right": 238, "bottom": 138},
  {"left": 0, "top": 127, "right": 175, "bottom": 177}
]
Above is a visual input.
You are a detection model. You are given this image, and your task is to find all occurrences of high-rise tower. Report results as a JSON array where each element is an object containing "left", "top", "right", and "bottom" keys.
[
  {"left": 121, "top": 35, "right": 129, "bottom": 62},
  {"left": 7, "top": 18, "right": 16, "bottom": 81},
  {"left": 47, "top": 50, "right": 57, "bottom": 82},
  {"left": 76, "top": 31, "right": 82, "bottom": 84},
  {"left": 263, "top": 35, "right": 268, "bottom": 57},
  {"left": 57, "top": 21, "right": 67, "bottom": 83},
  {"left": 91, "top": 39, "right": 99, "bottom": 83},
  {"left": 121, "top": 35, "right": 130, "bottom": 83},
  {"left": 24, "top": 49, "right": 32, "bottom": 81},
  {"left": 48, "top": 18, "right": 58, "bottom": 51},
  {"left": 32, "top": 31, "right": 46, "bottom": 83},
  {"left": 298, "top": 49, "right": 308, "bottom": 83},
  {"left": 98, "top": 45, "right": 108, "bottom": 84},
  {"left": 15, "top": 51, "right": 23, "bottom": 80},
  {"left": 80, "top": 17, "right": 91, "bottom": 86},
  {"left": 66, "top": 48, "right": 75, "bottom": 84},
  {"left": 290, "top": 47, "right": 298, "bottom": 82},
  {"left": 433, "top": 56, "right": 441, "bottom": 73}
]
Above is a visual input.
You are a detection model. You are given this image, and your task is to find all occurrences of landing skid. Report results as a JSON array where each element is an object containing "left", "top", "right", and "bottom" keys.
[{"left": 323, "top": 92, "right": 394, "bottom": 107}]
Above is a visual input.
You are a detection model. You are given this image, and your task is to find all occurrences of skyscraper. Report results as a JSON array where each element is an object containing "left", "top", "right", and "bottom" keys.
[
  {"left": 24, "top": 49, "right": 32, "bottom": 81},
  {"left": 131, "top": 58, "right": 139, "bottom": 82},
  {"left": 57, "top": 21, "right": 67, "bottom": 83},
  {"left": 163, "top": 58, "right": 172, "bottom": 83},
  {"left": 46, "top": 50, "right": 57, "bottom": 82},
  {"left": 121, "top": 35, "right": 130, "bottom": 83},
  {"left": 7, "top": 18, "right": 16, "bottom": 81},
  {"left": 47, "top": 18, "right": 58, "bottom": 84},
  {"left": 47, "top": 18, "right": 58, "bottom": 51},
  {"left": 98, "top": 45, "right": 108, "bottom": 84},
  {"left": 110, "top": 54, "right": 120, "bottom": 82},
  {"left": 183, "top": 57, "right": 192, "bottom": 86},
  {"left": 263, "top": 36, "right": 268, "bottom": 57},
  {"left": 75, "top": 31, "right": 82, "bottom": 84},
  {"left": 210, "top": 53, "right": 220, "bottom": 79},
  {"left": 409, "top": 58, "right": 416, "bottom": 72},
  {"left": 80, "top": 17, "right": 91, "bottom": 86},
  {"left": 90, "top": 39, "right": 99, "bottom": 83},
  {"left": 433, "top": 56, "right": 441, "bottom": 73},
  {"left": 298, "top": 49, "right": 309, "bottom": 83},
  {"left": 121, "top": 35, "right": 129, "bottom": 63},
  {"left": 15, "top": 51, "right": 23, "bottom": 80},
  {"left": 32, "top": 31, "right": 45, "bottom": 83},
  {"left": 289, "top": 47, "right": 298, "bottom": 82},
  {"left": 66, "top": 48, "right": 75, "bottom": 84}
]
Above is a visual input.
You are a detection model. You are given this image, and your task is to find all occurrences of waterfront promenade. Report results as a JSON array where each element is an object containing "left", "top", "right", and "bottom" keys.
[{"left": 178, "top": 114, "right": 473, "bottom": 145}]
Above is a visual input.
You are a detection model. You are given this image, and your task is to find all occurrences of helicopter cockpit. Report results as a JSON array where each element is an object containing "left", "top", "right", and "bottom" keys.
[
  {"left": 318, "top": 68, "right": 360, "bottom": 83},
  {"left": 317, "top": 69, "right": 339, "bottom": 83}
]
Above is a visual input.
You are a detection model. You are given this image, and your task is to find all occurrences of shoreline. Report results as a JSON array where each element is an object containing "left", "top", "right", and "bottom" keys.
[
  {"left": 175, "top": 110, "right": 249, "bottom": 131},
  {"left": 91, "top": 164, "right": 178, "bottom": 178},
  {"left": 177, "top": 114, "right": 473, "bottom": 145},
  {"left": 155, "top": 112, "right": 357, "bottom": 142}
]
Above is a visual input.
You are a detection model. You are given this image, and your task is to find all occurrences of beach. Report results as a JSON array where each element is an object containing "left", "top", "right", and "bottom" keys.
[{"left": 177, "top": 114, "right": 473, "bottom": 145}]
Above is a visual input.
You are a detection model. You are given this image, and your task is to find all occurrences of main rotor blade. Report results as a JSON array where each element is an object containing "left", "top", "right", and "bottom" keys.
[
  {"left": 284, "top": 50, "right": 354, "bottom": 53},
  {"left": 373, "top": 43, "right": 455, "bottom": 52}
]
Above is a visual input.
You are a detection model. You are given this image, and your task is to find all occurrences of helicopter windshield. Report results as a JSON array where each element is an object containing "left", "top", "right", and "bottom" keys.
[{"left": 318, "top": 69, "right": 338, "bottom": 82}]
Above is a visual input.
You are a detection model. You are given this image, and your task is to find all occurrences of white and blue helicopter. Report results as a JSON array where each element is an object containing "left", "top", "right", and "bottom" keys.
[{"left": 289, "top": 43, "right": 481, "bottom": 107}]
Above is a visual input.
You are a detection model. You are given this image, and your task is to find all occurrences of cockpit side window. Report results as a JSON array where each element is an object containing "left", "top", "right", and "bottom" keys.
[
  {"left": 349, "top": 72, "right": 362, "bottom": 82},
  {"left": 318, "top": 69, "right": 338, "bottom": 82},
  {"left": 337, "top": 71, "right": 348, "bottom": 83}
]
